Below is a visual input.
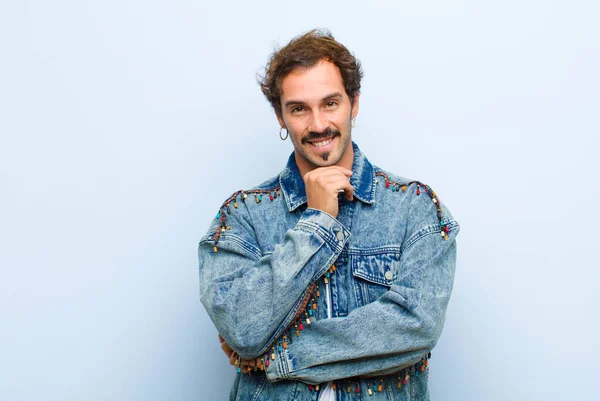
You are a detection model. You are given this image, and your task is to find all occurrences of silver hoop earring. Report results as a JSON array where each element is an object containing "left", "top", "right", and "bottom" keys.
[
  {"left": 351, "top": 117, "right": 356, "bottom": 128},
  {"left": 279, "top": 127, "right": 288, "bottom": 140}
]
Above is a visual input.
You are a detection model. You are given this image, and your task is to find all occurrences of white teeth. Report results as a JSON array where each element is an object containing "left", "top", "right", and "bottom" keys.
[{"left": 311, "top": 138, "right": 333, "bottom": 147}]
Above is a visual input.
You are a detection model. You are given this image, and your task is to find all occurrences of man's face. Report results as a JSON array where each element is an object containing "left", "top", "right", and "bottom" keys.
[{"left": 277, "top": 60, "right": 359, "bottom": 172}]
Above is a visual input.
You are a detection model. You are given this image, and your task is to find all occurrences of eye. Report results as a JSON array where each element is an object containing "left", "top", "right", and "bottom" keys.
[
  {"left": 291, "top": 106, "right": 304, "bottom": 114},
  {"left": 325, "top": 101, "right": 338, "bottom": 108}
]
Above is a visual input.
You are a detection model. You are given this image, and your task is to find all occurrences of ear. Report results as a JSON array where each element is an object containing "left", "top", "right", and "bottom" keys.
[
  {"left": 276, "top": 113, "right": 286, "bottom": 129},
  {"left": 351, "top": 92, "right": 360, "bottom": 119}
]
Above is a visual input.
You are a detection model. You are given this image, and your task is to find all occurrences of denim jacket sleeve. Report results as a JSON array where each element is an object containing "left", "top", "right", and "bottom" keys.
[
  {"left": 198, "top": 202, "right": 351, "bottom": 359},
  {"left": 265, "top": 198, "right": 459, "bottom": 384}
]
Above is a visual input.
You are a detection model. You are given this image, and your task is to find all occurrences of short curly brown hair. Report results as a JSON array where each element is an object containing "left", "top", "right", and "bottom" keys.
[{"left": 258, "top": 29, "right": 363, "bottom": 118}]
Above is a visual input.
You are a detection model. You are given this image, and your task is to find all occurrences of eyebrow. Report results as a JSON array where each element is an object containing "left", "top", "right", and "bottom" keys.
[{"left": 284, "top": 92, "right": 343, "bottom": 109}]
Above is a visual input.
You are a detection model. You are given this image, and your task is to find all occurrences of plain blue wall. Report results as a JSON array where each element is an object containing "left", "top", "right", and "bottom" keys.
[{"left": 1, "top": 1, "right": 598, "bottom": 400}]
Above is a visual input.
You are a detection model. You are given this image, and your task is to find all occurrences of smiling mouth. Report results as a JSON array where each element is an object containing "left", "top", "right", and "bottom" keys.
[
  {"left": 309, "top": 137, "right": 334, "bottom": 147},
  {"left": 304, "top": 130, "right": 339, "bottom": 148}
]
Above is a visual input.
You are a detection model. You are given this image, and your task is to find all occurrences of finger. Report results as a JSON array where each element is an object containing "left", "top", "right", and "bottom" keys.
[
  {"left": 338, "top": 180, "right": 354, "bottom": 201},
  {"left": 218, "top": 333, "right": 225, "bottom": 343},
  {"left": 303, "top": 166, "right": 352, "bottom": 183},
  {"left": 229, "top": 351, "right": 237, "bottom": 366},
  {"left": 316, "top": 165, "right": 352, "bottom": 176},
  {"left": 323, "top": 176, "right": 354, "bottom": 199},
  {"left": 221, "top": 341, "right": 233, "bottom": 353},
  {"left": 221, "top": 348, "right": 233, "bottom": 358}
]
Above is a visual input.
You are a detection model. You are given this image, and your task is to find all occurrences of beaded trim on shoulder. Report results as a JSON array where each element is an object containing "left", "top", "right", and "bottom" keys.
[
  {"left": 212, "top": 187, "right": 282, "bottom": 252},
  {"left": 374, "top": 171, "right": 451, "bottom": 240}
]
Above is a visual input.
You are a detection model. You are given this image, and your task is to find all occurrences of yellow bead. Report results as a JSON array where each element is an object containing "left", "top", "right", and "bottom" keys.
[
  {"left": 213, "top": 246, "right": 217, "bottom": 253},
  {"left": 368, "top": 389, "right": 373, "bottom": 395},
  {"left": 234, "top": 202, "right": 238, "bottom": 208}
]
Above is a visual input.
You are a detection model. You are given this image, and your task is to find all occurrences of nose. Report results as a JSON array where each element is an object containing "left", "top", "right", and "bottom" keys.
[{"left": 309, "top": 110, "right": 328, "bottom": 133}]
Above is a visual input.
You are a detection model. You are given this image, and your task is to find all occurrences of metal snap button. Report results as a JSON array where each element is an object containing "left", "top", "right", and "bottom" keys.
[
  {"left": 336, "top": 231, "right": 344, "bottom": 241},
  {"left": 385, "top": 270, "right": 393, "bottom": 281}
]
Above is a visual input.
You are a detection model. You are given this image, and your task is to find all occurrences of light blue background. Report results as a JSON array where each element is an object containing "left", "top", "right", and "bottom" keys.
[{"left": 1, "top": 1, "right": 598, "bottom": 400}]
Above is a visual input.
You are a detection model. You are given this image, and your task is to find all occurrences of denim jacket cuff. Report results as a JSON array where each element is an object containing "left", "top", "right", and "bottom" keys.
[
  {"left": 265, "top": 347, "right": 292, "bottom": 382},
  {"left": 295, "top": 208, "right": 351, "bottom": 254}
]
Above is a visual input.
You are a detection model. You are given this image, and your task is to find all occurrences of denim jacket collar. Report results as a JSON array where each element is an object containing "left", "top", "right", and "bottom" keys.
[{"left": 279, "top": 141, "right": 376, "bottom": 212}]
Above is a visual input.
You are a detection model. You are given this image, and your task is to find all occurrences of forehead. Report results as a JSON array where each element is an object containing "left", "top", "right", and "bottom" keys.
[{"left": 280, "top": 60, "right": 346, "bottom": 102}]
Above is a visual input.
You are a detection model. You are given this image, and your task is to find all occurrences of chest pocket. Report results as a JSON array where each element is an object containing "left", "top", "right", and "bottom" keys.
[{"left": 350, "top": 248, "right": 401, "bottom": 307}]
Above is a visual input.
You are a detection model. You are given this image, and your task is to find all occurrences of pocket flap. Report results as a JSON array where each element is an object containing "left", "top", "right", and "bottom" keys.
[{"left": 351, "top": 250, "right": 400, "bottom": 286}]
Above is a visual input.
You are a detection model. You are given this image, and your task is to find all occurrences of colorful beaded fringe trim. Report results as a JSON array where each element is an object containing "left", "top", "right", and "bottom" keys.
[
  {"left": 374, "top": 172, "right": 451, "bottom": 240},
  {"left": 212, "top": 187, "right": 282, "bottom": 252},
  {"left": 212, "top": 174, "right": 452, "bottom": 253}
]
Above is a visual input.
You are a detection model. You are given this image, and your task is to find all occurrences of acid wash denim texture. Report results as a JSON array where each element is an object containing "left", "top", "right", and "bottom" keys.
[{"left": 198, "top": 142, "right": 459, "bottom": 401}]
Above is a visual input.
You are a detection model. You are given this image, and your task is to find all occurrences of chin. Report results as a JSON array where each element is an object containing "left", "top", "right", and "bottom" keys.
[{"left": 308, "top": 151, "right": 342, "bottom": 167}]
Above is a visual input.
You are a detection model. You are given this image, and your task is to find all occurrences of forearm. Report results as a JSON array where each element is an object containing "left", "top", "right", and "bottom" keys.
[
  {"left": 199, "top": 208, "right": 350, "bottom": 359},
  {"left": 265, "top": 231, "right": 458, "bottom": 384}
]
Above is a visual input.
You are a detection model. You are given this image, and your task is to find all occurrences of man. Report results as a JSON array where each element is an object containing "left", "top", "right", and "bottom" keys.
[{"left": 198, "top": 29, "right": 459, "bottom": 400}]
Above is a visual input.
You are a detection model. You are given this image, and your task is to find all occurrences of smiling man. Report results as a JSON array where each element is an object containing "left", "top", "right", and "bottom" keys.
[{"left": 198, "top": 29, "right": 459, "bottom": 400}]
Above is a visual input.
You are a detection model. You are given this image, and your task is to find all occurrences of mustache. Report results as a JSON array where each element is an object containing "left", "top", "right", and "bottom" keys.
[{"left": 302, "top": 127, "right": 340, "bottom": 144}]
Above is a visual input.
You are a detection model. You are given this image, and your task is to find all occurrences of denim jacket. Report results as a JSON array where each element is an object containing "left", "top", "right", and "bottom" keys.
[{"left": 198, "top": 142, "right": 459, "bottom": 400}]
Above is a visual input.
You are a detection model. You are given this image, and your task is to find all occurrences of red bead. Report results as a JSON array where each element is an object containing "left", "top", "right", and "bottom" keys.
[
  {"left": 309, "top": 385, "right": 313, "bottom": 391},
  {"left": 416, "top": 189, "right": 421, "bottom": 195},
  {"left": 299, "top": 323, "right": 304, "bottom": 331},
  {"left": 265, "top": 359, "right": 270, "bottom": 367},
  {"left": 270, "top": 194, "right": 274, "bottom": 201},
  {"left": 386, "top": 181, "right": 390, "bottom": 188},
  {"left": 355, "top": 384, "right": 360, "bottom": 394}
]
